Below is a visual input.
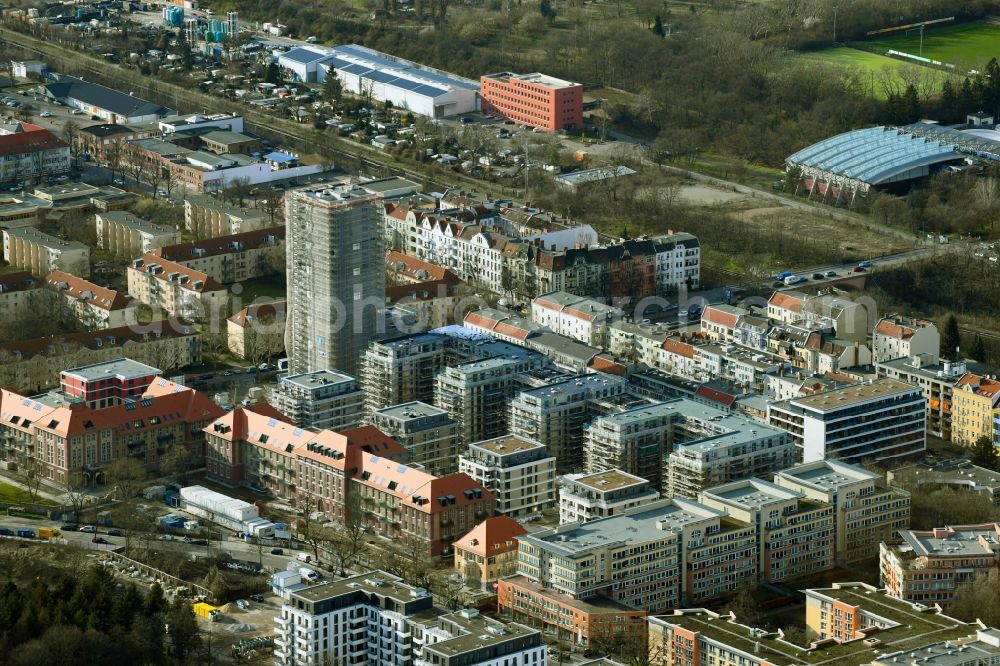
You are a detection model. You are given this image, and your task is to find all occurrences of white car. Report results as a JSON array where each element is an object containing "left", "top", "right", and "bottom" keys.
[
  {"left": 80, "top": 525, "right": 96, "bottom": 533},
  {"left": 70, "top": 108, "right": 84, "bottom": 115},
  {"left": 40, "top": 111, "right": 52, "bottom": 118}
]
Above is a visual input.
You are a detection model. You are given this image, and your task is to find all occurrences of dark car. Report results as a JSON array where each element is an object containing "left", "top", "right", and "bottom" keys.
[
  {"left": 772, "top": 281, "right": 783, "bottom": 288},
  {"left": 812, "top": 273, "right": 824, "bottom": 280},
  {"left": 60, "top": 524, "right": 79, "bottom": 531},
  {"left": 107, "top": 529, "right": 123, "bottom": 537},
  {"left": 853, "top": 266, "right": 866, "bottom": 272},
  {"left": 270, "top": 547, "right": 283, "bottom": 555},
  {"left": 825, "top": 270, "right": 837, "bottom": 277},
  {"left": 91, "top": 537, "right": 110, "bottom": 545},
  {"left": 0, "top": 528, "right": 13, "bottom": 536},
  {"left": 249, "top": 593, "right": 265, "bottom": 602},
  {"left": 460, "top": 116, "right": 474, "bottom": 124}
]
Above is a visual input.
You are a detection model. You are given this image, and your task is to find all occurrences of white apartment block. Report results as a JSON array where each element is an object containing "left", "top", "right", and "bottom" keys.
[
  {"left": 699, "top": 478, "right": 835, "bottom": 583},
  {"left": 769, "top": 378, "right": 926, "bottom": 463},
  {"left": 3, "top": 227, "right": 90, "bottom": 277},
  {"left": 274, "top": 572, "right": 432, "bottom": 666},
  {"left": 269, "top": 369, "right": 365, "bottom": 432},
  {"left": 559, "top": 469, "right": 660, "bottom": 524},
  {"left": 608, "top": 320, "right": 671, "bottom": 367},
  {"left": 274, "top": 571, "right": 545, "bottom": 666},
  {"left": 459, "top": 434, "right": 556, "bottom": 518},
  {"left": 774, "top": 459, "right": 910, "bottom": 563},
  {"left": 872, "top": 315, "right": 940, "bottom": 363},
  {"left": 531, "top": 291, "right": 619, "bottom": 346},
  {"left": 767, "top": 291, "right": 872, "bottom": 342},
  {"left": 127, "top": 253, "right": 228, "bottom": 321},
  {"left": 94, "top": 210, "right": 180, "bottom": 257}
]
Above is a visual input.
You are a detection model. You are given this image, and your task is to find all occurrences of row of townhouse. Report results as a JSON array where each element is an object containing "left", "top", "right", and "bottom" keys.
[
  {"left": 203, "top": 407, "right": 494, "bottom": 558},
  {"left": 500, "top": 460, "right": 910, "bottom": 647},
  {"left": 384, "top": 202, "right": 699, "bottom": 300},
  {"left": 647, "top": 582, "right": 998, "bottom": 666},
  {"left": 0, "top": 321, "right": 202, "bottom": 394},
  {"left": 149, "top": 226, "right": 285, "bottom": 285},
  {"left": 0, "top": 365, "right": 222, "bottom": 486}
]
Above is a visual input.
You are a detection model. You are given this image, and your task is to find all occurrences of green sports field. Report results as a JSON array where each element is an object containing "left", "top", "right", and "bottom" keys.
[
  {"left": 866, "top": 22, "right": 1000, "bottom": 68},
  {"left": 794, "top": 47, "right": 953, "bottom": 99}
]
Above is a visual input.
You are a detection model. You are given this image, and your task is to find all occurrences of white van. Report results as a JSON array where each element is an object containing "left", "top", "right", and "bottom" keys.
[{"left": 296, "top": 552, "right": 311, "bottom": 563}]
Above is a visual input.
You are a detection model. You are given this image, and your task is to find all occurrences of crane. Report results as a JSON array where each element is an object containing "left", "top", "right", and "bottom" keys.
[{"left": 867, "top": 16, "right": 955, "bottom": 57}]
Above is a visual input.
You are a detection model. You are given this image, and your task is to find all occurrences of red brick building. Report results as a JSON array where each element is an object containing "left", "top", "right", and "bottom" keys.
[
  {"left": 480, "top": 72, "right": 583, "bottom": 131},
  {"left": 0, "top": 376, "right": 223, "bottom": 486}
]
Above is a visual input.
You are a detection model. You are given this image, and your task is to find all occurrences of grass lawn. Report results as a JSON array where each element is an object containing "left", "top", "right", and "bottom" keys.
[
  {"left": 866, "top": 22, "right": 1000, "bottom": 68},
  {"left": 0, "top": 480, "right": 54, "bottom": 505},
  {"left": 236, "top": 276, "right": 286, "bottom": 304},
  {"left": 794, "top": 47, "right": 953, "bottom": 99}
]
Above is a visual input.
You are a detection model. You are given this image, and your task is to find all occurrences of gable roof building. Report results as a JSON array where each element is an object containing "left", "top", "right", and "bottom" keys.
[{"left": 44, "top": 76, "right": 170, "bottom": 124}]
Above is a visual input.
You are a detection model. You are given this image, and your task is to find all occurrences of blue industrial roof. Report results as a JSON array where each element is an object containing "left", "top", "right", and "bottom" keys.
[
  {"left": 329, "top": 43, "right": 479, "bottom": 92},
  {"left": 279, "top": 47, "right": 331, "bottom": 64},
  {"left": 263, "top": 151, "right": 297, "bottom": 163},
  {"left": 786, "top": 126, "right": 961, "bottom": 186}
]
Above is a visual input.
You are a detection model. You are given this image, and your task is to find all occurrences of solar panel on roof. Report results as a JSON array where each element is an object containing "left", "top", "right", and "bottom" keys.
[
  {"left": 267, "top": 418, "right": 278, "bottom": 427},
  {"left": 340, "top": 63, "right": 371, "bottom": 76},
  {"left": 397, "top": 464, "right": 408, "bottom": 474}
]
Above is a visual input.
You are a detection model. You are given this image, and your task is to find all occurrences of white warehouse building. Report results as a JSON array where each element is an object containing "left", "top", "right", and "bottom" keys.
[{"left": 276, "top": 43, "right": 480, "bottom": 117}]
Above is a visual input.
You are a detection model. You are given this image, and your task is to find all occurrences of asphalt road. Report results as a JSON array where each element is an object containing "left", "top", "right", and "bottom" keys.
[{"left": 0, "top": 513, "right": 330, "bottom": 577}]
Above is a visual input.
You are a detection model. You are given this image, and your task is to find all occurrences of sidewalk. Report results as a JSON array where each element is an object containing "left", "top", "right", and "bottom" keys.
[{"left": 0, "top": 471, "right": 70, "bottom": 504}]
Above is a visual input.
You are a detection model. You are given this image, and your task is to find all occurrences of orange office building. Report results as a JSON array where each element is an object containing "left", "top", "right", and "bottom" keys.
[{"left": 480, "top": 72, "right": 583, "bottom": 131}]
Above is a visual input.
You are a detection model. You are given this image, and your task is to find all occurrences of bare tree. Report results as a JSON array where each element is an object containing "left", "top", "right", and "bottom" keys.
[
  {"left": 258, "top": 187, "right": 284, "bottom": 225},
  {"left": 63, "top": 119, "right": 81, "bottom": 163},
  {"left": 106, "top": 457, "right": 147, "bottom": 500},
  {"left": 16, "top": 464, "right": 43, "bottom": 503}
]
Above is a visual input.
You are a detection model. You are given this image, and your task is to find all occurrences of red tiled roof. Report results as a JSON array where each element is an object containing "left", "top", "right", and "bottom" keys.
[
  {"left": 701, "top": 306, "right": 741, "bottom": 329},
  {"left": 0, "top": 319, "right": 198, "bottom": 359},
  {"left": 0, "top": 379, "right": 223, "bottom": 439},
  {"left": 46, "top": 270, "right": 130, "bottom": 311},
  {"left": 0, "top": 126, "right": 68, "bottom": 157},
  {"left": 386, "top": 250, "right": 460, "bottom": 285},
  {"left": 386, "top": 280, "right": 455, "bottom": 304},
  {"left": 493, "top": 322, "right": 531, "bottom": 341},
  {"left": 695, "top": 385, "right": 738, "bottom": 407},
  {"left": 130, "top": 253, "right": 225, "bottom": 292},
  {"left": 228, "top": 300, "right": 286, "bottom": 327},
  {"left": 151, "top": 226, "right": 284, "bottom": 262},
  {"left": 589, "top": 354, "right": 628, "bottom": 376},
  {"left": 874, "top": 319, "right": 922, "bottom": 340},
  {"left": 662, "top": 339, "right": 695, "bottom": 358},
  {"left": 0, "top": 271, "right": 38, "bottom": 294},
  {"left": 464, "top": 311, "right": 500, "bottom": 331},
  {"left": 454, "top": 515, "right": 527, "bottom": 558},
  {"left": 768, "top": 291, "right": 805, "bottom": 313}
]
